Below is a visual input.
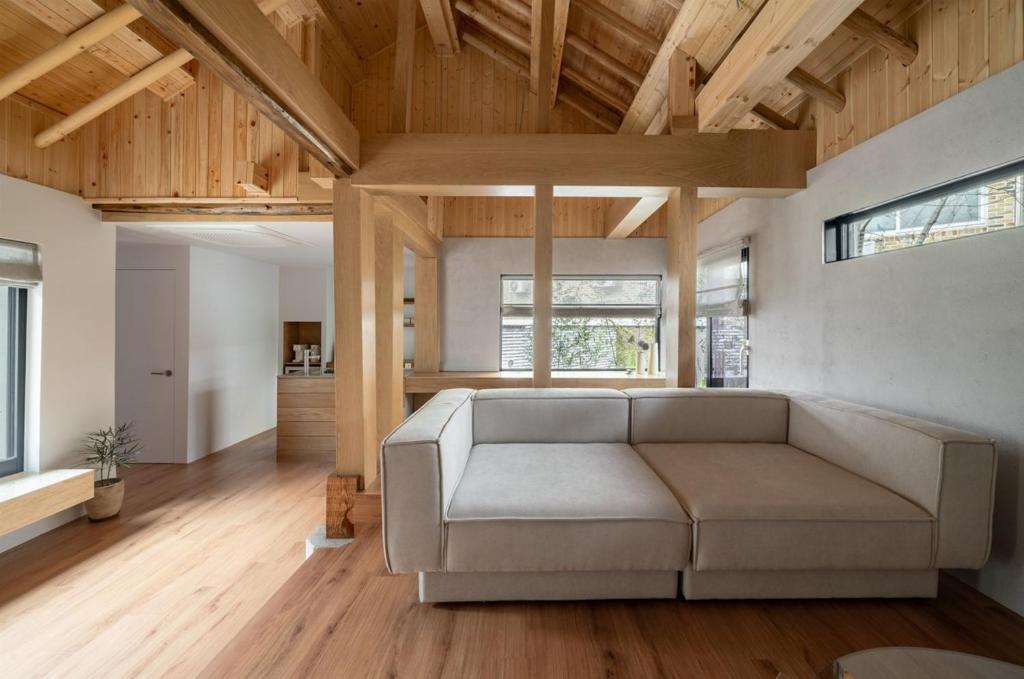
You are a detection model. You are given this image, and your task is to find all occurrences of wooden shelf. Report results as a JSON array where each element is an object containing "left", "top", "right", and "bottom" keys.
[
  {"left": 0, "top": 469, "right": 94, "bottom": 536},
  {"left": 404, "top": 371, "right": 666, "bottom": 394}
]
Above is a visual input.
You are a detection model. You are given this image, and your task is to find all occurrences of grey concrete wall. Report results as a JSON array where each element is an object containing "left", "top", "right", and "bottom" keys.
[
  {"left": 699, "top": 62, "right": 1024, "bottom": 613},
  {"left": 440, "top": 237, "right": 667, "bottom": 370}
]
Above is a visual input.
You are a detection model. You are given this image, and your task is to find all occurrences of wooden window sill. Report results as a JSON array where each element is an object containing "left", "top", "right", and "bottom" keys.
[{"left": 0, "top": 469, "right": 95, "bottom": 537}]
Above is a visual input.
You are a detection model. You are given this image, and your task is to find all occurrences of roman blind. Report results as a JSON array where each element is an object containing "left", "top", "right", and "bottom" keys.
[
  {"left": 0, "top": 238, "right": 41, "bottom": 286},
  {"left": 697, "top": 238, "right": 748, "bottom": 317}
]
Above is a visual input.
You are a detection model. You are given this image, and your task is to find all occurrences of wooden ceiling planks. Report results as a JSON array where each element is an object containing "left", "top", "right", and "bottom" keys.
[{"left": 17, "top": 0, "right": 194, "bottom": 100}]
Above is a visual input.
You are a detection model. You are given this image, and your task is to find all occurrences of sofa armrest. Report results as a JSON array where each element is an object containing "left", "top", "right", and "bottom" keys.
[
  {"left": 786, "top": 393, "right": 997, "bottom": 569},
  {"left": 381, "top": 388, "right": 474, "bottom": 573}
]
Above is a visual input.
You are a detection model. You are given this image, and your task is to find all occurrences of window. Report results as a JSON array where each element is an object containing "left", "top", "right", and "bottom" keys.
[
  {"left": 0, "top": 239, "right": 39, "bottom": 478},
  {"left": 825, "top": 160, "right": 1024, "bottom": 262},
  {"left": 500, "top": 276, "right": 661, "bottom": 371},
  {"left": 696, "top": 241, "right": 749, "bottom": 388}
]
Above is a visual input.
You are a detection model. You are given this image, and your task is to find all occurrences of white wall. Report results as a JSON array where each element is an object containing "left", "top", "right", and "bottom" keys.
[
  {"left": 279, "top": 265, "right": 332, "bottom": 366},
  {"left": 187, "top": 247, "right": 278, "bottom": 462},
  {"left": 0, "top": 176, "right": 115, "bottom": 552},
  {"left": 115, "top": 241, "right": 191, "bottom": 463},
  {"left": 699, "top": 62, "right": 1024, "bottom": 614},
  {"left": 440, "top": 238, "right": 667, "bottom": 370}
]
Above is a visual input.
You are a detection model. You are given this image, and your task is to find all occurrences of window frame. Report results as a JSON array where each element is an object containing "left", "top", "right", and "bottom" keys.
[
  {"left": 824, "top": 159, "right": 1024, "bottom": 263},
  {"left": 499, "top": 274, "right": 663, "bottom": 372},
  {"left": 0, "top": 286, "right": 28, "bottom": 478}
]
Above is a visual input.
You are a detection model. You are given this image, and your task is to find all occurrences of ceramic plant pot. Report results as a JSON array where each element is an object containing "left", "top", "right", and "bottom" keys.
[{"left": 85, "top": 478, "right": 124, "bottom": 521}]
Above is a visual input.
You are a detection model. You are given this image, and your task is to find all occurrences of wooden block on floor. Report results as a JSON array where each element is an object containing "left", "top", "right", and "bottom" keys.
[{"left": 326, "top": 474, "right": 358, "bottom": 539}]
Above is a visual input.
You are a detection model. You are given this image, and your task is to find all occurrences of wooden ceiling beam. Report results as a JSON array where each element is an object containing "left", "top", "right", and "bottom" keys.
[
  {"left": 751, "top": 103, "right": 798, "bottom": 131},
  {"left": 461, "top": 28, "right": 619, "bottom": 131},
  {"left": 696, "top": 0, "right": 863, "bottom": 132},
  {"left": 35, "top": 48, "right": 192, "bottom": 147},
  {"left": 784, "top": 66, "right": 846, "bottom": 113},
  {"left": 493, "top": 0, "right": 643, "bottom": 87},
  {"left": 550, "top": 0, "right": 570, "bottom": 101},
  {"left": 18, "top": 0, "right": 193, "bottom": 100},
  {"left": 604, "top": 196, "right": 667, "bottom": 239},
  {"left": 126, "top": 0, "right": 360, "bottom": 175},
  {"left": 376, "top": 195, "right": 441, "bottom": 257},
  {"left": 456, "top": 1, "right": 629, "bottom": 112},
  {"left": 572, "top": 0, "right": 661, "bottom": 55},
  {"left": 618, "top": 0, "right": 705, "bottom": 134},
  {"left": 529, "top": 0, "right": 556, "bottom": 132},
  {"left": 391, "top": 0, "right": 418, "bottom": 132},
  {"left": 0, "top": 4, "right": 141, "bottom": 101},
  {"left": 352, "top": 131, "right": 816, "bottom": 192},
  {"left": 418, "top": 0, "right": 462, "bottom": 55},
  {"left": 841, "top": 8, "right": 918, "bottom": 67}
]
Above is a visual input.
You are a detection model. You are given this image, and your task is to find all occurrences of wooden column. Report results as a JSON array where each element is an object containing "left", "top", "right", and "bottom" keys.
[
  {"left": 414, "top": 257, "right": 440, "bottom": 372},
  {"left": 533, "top": 184, "right": 553, "bottom": 387},
  {"left": 668, "top": 49, "right": 697, "bottom": 133},
  {"left": 664, "top": 186, "right": 697, "bottom": 388},
  {"left": 375, "top": 212, "right": 405, "bottom": 447},
  {"left": 329, "top": 181, "right": 377, "bottom": 538}
]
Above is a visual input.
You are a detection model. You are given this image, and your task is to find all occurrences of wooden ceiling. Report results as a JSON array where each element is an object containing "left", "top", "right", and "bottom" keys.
[{"left": 0, "top": 0, "right": 1021, "bottom": 233}]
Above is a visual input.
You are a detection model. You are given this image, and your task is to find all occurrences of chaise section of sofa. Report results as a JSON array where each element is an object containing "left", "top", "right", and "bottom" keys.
[
  {"left": 626, "top": 388, "right": 997, "bottom": 600},
  {"left": 381, "top": 388, "right": 691, "bottom": 603}
]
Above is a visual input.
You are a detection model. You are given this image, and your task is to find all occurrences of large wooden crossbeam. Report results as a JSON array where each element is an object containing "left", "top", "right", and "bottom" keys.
[
  {"left": 128, "top": 0, "right": 360, "bottom": 175},
  {"left": 351, "top": 131, "right": 815, "bottom": 193},
  {"left": 697, "top": 0, "right": 863, "bottom": 132}
]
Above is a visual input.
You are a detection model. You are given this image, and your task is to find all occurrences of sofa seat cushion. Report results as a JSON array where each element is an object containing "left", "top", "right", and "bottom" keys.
[
  {"left": 445, "top": 443, "right": 691, "bottom": 573},
  {"left": 633, "top": 443, "right": 934, "bottom": 572}
]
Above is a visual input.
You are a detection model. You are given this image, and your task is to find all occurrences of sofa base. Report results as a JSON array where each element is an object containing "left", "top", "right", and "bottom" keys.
[
  {"left": 682, "top": 566, "right": 938, "bottom": 600},
  {"left": 419, "top": 570, "right": 679, "bottom": 603}
]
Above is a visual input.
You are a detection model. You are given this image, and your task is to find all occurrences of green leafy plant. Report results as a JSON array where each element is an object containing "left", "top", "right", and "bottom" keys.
[{"left": 82, "top": 423, "right": 142, "bottom": 485}]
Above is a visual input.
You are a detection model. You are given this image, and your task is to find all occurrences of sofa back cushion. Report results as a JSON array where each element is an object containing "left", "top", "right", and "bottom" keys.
[
  {"left": 473, "top": 388, "right": 629, "bottom": 444},
  {"left": 625, "top": 388, "right": 789, "bottom": 443}
]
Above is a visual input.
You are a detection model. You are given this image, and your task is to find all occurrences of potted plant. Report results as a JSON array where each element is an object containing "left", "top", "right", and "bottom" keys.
[{"left": 81, "top": 423, "right": 142, "bottom": 521}]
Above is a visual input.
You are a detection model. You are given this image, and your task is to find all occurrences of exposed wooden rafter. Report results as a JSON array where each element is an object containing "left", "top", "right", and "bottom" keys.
[
  {"left": 126, "top": 0, "right": 360, "bottom": 175},
  {"left": 841, "top": 8, "right": 918, "bottom": 67},
  {"left": 455, "top": 0, "right": 630, "bottom": 113},
  {"left": 418, "top": 0, "right": 462, "bottom": 55},
  {"left": 784, "top": 67, "right": 846, "bottom": 113},
  {"left": 0, "top": 4, "right": 141, "bottom": 101},
  {"left": 461, "top": 28, "right": 619, "bottom": 132},
  {"left": 618, "top": 0, "right": 705, "bottom": 134},
  {"left": 750, "top": 103, "right": 799, "bottom": 131},
  {"left": 17, "top": 0, "right": 193, "bottom": 101},
  {"left": 604, "top": 196, "right": 667, "bottom": 239},
  {"left": 391, "top": 0, "right": 418, "bottom": 132},
  {"left": 696, "top": 0, "right": 863, "bottom": 132},
  {"left": 572, "top": 0, "right": 661, "bottom": 55}
]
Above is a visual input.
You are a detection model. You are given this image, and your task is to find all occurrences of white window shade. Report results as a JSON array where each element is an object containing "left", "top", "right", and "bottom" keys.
[
  {"left": 697, "top": 239, "right": 748, "bottom": 317},
  {"left": 0, "top": 239, "right": 41, "bottom": 286}
]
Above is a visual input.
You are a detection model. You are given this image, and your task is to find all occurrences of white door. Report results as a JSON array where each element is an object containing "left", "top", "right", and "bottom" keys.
[{"left": 116, "top": 269, "right": 177, "bottom": 463}]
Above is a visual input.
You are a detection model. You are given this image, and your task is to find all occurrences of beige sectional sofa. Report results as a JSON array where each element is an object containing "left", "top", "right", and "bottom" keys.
[{"left": 380, "top": 388, "right": 996, "bottom": 603}]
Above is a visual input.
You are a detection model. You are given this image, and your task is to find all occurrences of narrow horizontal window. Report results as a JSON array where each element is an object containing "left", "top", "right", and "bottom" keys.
[{"left": 824, "top": 160, "right": 1024, "bottom": 262}]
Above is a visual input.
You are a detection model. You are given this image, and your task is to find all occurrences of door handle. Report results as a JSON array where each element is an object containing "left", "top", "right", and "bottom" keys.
[{"left": 150, "top": 370, "right": 173, "bottom": 376}]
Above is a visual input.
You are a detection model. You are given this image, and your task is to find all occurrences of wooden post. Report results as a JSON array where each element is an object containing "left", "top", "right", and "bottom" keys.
[
  {"left": 414, "top": 257, "right": 440, "bottom": 372},
  {"left": 664, "top": 186, "right": 697, "bottom": 388},
  {"left": 533, "top": 184, "right": 553, "bottom": 387},
  {"left": 375, "top": 212, "right": 405, "bottom": 447},
  {"left": 330, "top": 181, "right": 377, "bottom": 537},
  {"left": 668, "top": 49, "right": 697, "bottom": 133}
]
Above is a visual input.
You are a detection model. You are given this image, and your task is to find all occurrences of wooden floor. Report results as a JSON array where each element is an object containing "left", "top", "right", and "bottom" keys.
[
  {"left": 3, "top": 432, "right": 1024, "bottom": 679},
  {"left": 0, "top": 430, "right": 331, "bottom": 679}
]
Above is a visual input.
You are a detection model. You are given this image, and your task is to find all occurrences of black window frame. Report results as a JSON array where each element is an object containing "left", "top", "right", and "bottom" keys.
[
  {"left": 1, "top": 286, "right": 28, "bottom": 478},
  {"left": 499, "top": 274, "right": 663, "bottom": 372},
  {"left": 824, "top": 159, "right": 1024, "bottom": 263},
  {"left": 698, "top": 246, "right": 750, "bottom": 388}
]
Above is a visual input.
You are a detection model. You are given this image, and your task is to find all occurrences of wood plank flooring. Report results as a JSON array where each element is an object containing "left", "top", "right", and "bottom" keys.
[
  {"left": 2, "top": 429, "right": 1023, "bottom": 679},
  {"left": 0, "top": 430, "right": 331, "bottom": 679}
]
